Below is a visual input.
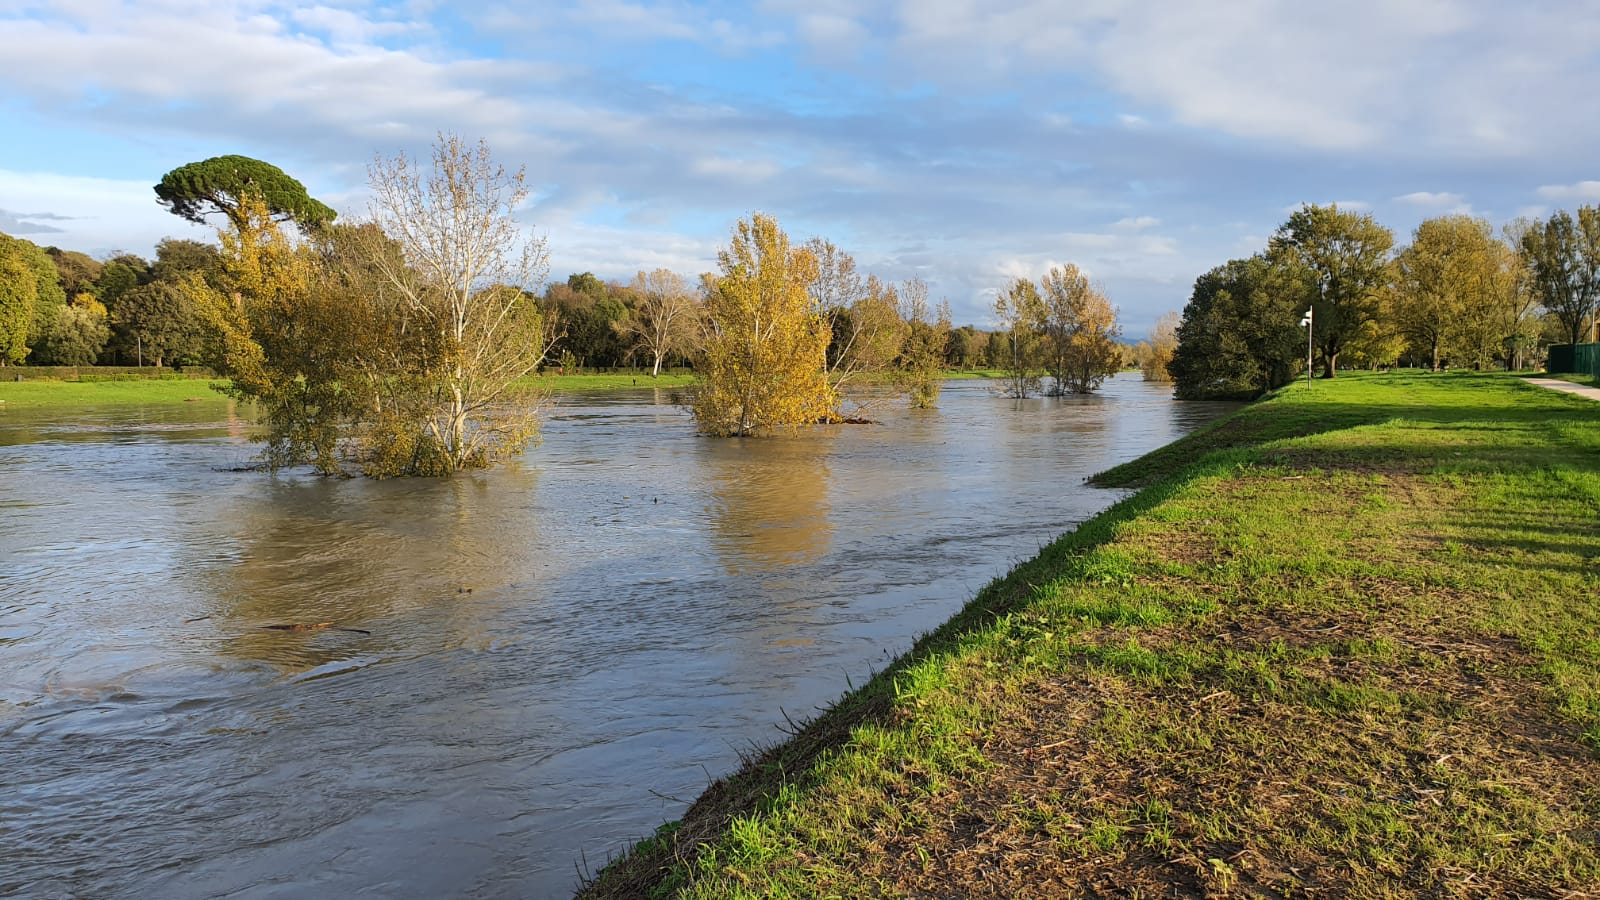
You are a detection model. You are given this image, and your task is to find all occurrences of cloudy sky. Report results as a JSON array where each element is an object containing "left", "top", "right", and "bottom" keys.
[{"left": 3, "top": 1, "right": 1599, "bottom": 335}]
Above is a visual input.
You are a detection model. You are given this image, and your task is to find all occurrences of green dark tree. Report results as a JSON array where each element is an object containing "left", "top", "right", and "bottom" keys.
[
  {"left": 1269, "top": 204, "right": 1394, "bottom": 377},
  {"left": 944, "top": 325, "right": 978, "bottom": 369},
  {"left": 545, "top": 277, "right": 632, "bottom": 368},
  {"left": 1520, "top": 208, "right": 1600, "bottom": 346},
  {"left": 566, "top": 271, "right": 607, "bottom": 301},
  {"left": 155, "top": 155, "right": 336, "bottom": 233},
  {"left": 46, "top": 248, "right": 104, "bottom": 298},
  {"left": 1168, "top": 256, "right": 1304, "bottom": 399},
  {"left": 115, "top": 281, "right": 201, "bottom": 367},
  {"left": 151, "top": 239, "right": 221, "bottom": 282},
  {"left": 95, "top": 260, "right": 145, "bottom": 307}
]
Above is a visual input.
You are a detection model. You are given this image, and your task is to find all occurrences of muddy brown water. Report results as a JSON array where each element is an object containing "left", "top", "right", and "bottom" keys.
[{"left": 0, "top": 378, "right": 1236, "bottom": 898}]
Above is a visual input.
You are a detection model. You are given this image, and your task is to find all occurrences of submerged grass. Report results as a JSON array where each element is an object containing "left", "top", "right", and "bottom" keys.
[{"left": 580, "top": 372, "right": 1600, "bottom": 898}]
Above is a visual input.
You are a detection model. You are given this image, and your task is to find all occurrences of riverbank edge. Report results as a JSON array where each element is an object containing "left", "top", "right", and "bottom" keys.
[
  {"left": 574, "top": 389, "right": 1265, "bottom": 898},
  {"left": 0, "top": 371, "right": 1023, "bottom": 408},
  {"left": 0, "top": 373, "right": 710, "bottom": 407},
  {"left": 578, "top": 371, "right": 1600, "bottom": 898}
]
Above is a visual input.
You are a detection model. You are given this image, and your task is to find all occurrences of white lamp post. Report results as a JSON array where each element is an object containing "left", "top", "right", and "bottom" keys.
[{"left": 1299, "top": 308, "right": 1314, "bottom": 388}]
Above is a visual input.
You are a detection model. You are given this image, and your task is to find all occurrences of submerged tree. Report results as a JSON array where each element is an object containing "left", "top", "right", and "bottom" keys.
[
  {"left": 895, "top": 276, "right": 951, "bottom": 408},
  {"left": 1038, "top": 263, "right": 1123, "bottom": 394},
  {"left": 804, "top": 239, "right": 905, "bottom": 395},
  {"left": 358, "top": 134, "right": 554, "bottom": 473},
  {"left": 181, "top": 135, "right": 553, "bottom": 477},
  {"left": 993, "top": 277, "right": 1044, "bottom": 398},
  {"left": 692, "top": 214, "right": 834, "bottom": 435},
  {"left": 179, "top": 193, "right": 350, "bottom": 472}
]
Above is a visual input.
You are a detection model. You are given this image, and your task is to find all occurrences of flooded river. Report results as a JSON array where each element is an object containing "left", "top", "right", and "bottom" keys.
[{"left": 0, "top": 377, "right": 1234, "bottom": 898}]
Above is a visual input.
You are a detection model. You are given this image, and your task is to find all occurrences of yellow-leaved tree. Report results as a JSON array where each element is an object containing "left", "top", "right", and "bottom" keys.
[
  {"left": 177, "top": 192, "right": 357, "bottom": 473},
  {"left": 895, "top": 276, "right": 952, "bottom": 408},
  {"left": 1140, "top": 311, "right": 1179, "bottom": 382},
  {"left": 1039, "top": 263, "right": 1123, "bottom": 394},
  {"left": 692, "top": 214, "right": 835, "bottom": 435},
  {"left": 176, "top": 136, "right": 553, "bottom": 478}
]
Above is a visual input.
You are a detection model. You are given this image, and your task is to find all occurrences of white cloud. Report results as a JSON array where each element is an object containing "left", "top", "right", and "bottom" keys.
[
  {"left": 797, "top": 13, "right": 868, "bottom": 55},
  {"left": 0, "top": 4, "right": 536, "bottom": 152},
  {"left": 1393, "top": 190, "right": 1473, "bottom": 214},
  {"left": 289, "top": 6, "right": 421, "bottom": 44},
  {"left": 548, "top": 222, "right": 721, "bottom": 285},
  {"left": 877, "top": 0, "right": 1600, "bottom": 157},
  {"left": 690, "top": 155, "right": 783, "bottom": 183},
  {"left": 1536, "top": 180, "right": 1600, "bottom": 200},
  {"left": 1113, "top": 215, "right": 1159, "bottom": 230},
  {"left": 482, "top": 1, "right": 784, "bottom": 52}
]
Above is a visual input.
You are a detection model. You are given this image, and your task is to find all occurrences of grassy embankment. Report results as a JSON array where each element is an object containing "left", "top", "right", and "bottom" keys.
[{"left": 583, "top": 372, "right": 1600, "bottom": 898}]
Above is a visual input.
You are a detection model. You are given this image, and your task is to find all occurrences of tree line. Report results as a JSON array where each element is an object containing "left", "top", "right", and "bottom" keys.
[
  {"left": 0, "top": 234, "right": 220, "bottom": 368},
  {"left": 1169, "top": 203, "right": 1597, "bottom": 399},
  {"left": 1, "top": 137, "right": 1157, "bottom": 475},
  {"left": 0, "top": 226, "right": 1127, "bottom": 382}
]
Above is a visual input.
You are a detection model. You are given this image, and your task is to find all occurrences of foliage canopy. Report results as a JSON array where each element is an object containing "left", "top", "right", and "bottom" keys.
[
  {"left": 155, "top": 155, "right": 336, "bottom": 232},
  {"left": 691, "top": 214, "right": 835, "bottom": 435}
]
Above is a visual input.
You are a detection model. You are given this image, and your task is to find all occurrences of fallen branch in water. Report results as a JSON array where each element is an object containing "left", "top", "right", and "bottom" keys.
[{"left": 262, "top": 622, "right": 372, "bottom": 635}]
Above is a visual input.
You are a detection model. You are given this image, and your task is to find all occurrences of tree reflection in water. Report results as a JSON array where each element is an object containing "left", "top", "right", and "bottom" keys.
[
  {"left": 701, "top": 431, "right": 833, "bottom": 575},
  {"left": 209, "top": 463, "right": 543, "bottom": 672}
]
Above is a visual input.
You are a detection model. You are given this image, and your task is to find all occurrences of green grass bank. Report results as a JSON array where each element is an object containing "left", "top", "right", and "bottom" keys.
[
  {"left": 0, "top": 377, "right": 235, "bottom": 407},
  {"left": 0, "top": 370, "right": 1024, "bottom": 410},
  {"left": 0, "top": 372, "right": 702, "bottom": 408},
  {"left": 582, "top": 372, "right": 1600, "bottom": 898}
]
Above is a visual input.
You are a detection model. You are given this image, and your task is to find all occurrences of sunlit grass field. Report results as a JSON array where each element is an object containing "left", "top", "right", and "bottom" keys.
[
  {"left": 585, "top": 372, "right": 1600, "bottom": 898},
  {"left": 0, "top": 377, "right": 232, "bottom": 407}
]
